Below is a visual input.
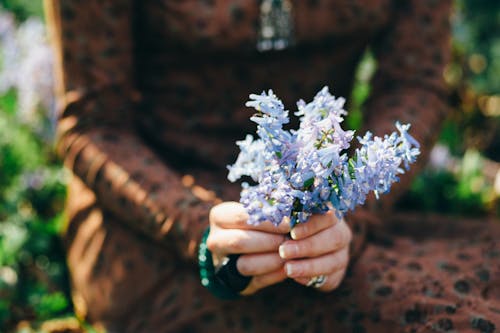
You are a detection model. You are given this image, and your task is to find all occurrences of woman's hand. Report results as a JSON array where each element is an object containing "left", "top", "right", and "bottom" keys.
[
  {"left": 206, "top": 201, "right": 291, "bottom": 295},
  {"left": 278, "top": 212, "right": 352, "bottom": 292}
]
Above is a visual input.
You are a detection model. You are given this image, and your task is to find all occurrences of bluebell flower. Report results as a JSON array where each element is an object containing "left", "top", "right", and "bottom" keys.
[{"left": 228, "top": 86, "right": 420, "bottom": 226}]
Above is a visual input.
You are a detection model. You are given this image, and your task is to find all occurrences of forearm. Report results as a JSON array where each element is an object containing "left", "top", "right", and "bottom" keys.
[
  {"left": 361, "top": 0, "right": 452, "bottom": 209},
  {"left": 362, "top": 86, "right": 450, "bottom": 208},
  {"left": 59, "top": 124, "right": 218, "bottom": 260}
]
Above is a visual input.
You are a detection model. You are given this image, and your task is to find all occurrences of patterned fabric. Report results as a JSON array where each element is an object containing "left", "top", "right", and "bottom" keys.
[{"left": 44, "top": 0, "right": 500, "bottom": 331}]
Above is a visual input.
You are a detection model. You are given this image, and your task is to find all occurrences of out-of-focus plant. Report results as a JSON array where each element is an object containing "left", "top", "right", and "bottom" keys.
[
  {"left": 397, "top": 0, "right": 500, "bottom": 217},
  {"left": 0, "top": 6, "right": 56, "bottom": 144},
  {"left": 0, "top": 110, "right": 73, "bottom": 332},
  {"left": 346, "top": 50, "right": 375, "bottom": 131},
  {"left": 442, "top": 0, "right": 500, "bottom": 162},
  {"left": 453, "top": 0, "right": 500, "bottom": 95},
  {"left": 0, "top": 0, "right": 43, "bottom": 21},
  {"left": 0, "top": 4, "right": 79, "bottom": 332},
  {"left": 399, "top": 145, "right": 499, "bottom": 216}
]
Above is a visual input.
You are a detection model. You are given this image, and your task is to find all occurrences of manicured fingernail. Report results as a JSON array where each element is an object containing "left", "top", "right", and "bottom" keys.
[
  {"left": 279, "top": 245, "right": 287, "bottom": 259},
  {"left": 290, "top": 229, "right": 297, "bottom": 240},
  {"left": 285, "top": 263, "right": 294, "bottom": 277},
  {"left": 279, "top": 244, "right": 298, "bottom": 259}
]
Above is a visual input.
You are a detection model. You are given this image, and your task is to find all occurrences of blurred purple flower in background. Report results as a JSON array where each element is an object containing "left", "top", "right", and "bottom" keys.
[{"left": 0, "top": 7, "right": 55, "bottom": 142}]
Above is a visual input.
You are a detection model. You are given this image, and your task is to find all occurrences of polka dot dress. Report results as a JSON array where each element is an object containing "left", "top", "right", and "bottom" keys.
[{"left": 44, "top": 0, "right": 500, "bottom": 331}]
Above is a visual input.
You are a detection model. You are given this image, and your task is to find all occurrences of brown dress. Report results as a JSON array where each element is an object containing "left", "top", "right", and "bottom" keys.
[{"left": 44, "top": 0, "right": 500, "bottom": 332}]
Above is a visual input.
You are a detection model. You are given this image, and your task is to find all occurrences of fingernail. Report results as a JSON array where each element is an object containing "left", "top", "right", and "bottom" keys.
[
  {"left": 279, "top": 245, "right": 287, "bottom": 259},
  {"left": 279, "top": 244, "right": 298, "bottom": 259},
  {"left": 285, "top": 263, "right": 294, "bottom": 277},
  {"left": 290, "top": 229, "right": 297, "bottom": 240}
]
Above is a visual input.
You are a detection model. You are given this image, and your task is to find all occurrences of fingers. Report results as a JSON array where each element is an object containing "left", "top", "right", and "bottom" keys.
[
  {"left": 279, "top": 220, "right": 352, "bottom": 259},
  {"left": 237, "top": 252, "right": 284, "bottom": 276},
  {"left": 290, "top": 211, "right": 339, "bottom": 240},
  {"left": 237, "top": 219, "right": 291, "bottom": 234},
  {"left": 207, "top": 228, "right": 286, "bottom": 256},
  {"left": 240, "top": 268, "right": 287, "bottom": 296},
  {"left": 284, "top": 247, "right": 349, "bottom": 279},
  {"left": 210, "top": 201, "right": 291, "bottom": 234},
  {"left": 317, "top": 269, "right": 347, "bottom": 292}
]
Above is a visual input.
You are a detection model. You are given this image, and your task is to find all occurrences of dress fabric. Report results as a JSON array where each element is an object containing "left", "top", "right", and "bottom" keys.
[{"left": 44, "top": 0, "right": 500, "bottom": 331}]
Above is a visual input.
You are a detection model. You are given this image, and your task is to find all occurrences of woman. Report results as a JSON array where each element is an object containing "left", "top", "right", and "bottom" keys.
[{"left": 44, "top": 0, "right": 500, "bottom": 332}]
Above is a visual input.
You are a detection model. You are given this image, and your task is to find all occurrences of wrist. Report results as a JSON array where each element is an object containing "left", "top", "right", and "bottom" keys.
[{"left": 198, "top": 227, "right": 244, "bottom": 300}]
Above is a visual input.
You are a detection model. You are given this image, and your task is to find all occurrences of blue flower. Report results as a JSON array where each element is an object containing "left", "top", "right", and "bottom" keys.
[{"left": 228, "top": 87, "right": 420, "bottom": 225}]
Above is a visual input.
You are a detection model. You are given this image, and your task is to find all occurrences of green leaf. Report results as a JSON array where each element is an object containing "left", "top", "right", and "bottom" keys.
[
  {"left": 303, "top": 178, "right": 314, "bottom": 188},
  {"left": 348, "top": 159, "right": 356, "bottom": 179}
]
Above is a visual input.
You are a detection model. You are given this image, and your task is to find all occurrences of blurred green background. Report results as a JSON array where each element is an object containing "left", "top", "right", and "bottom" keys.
[{"left": 0, "top": 1, "right": 499, "bottom": 332}]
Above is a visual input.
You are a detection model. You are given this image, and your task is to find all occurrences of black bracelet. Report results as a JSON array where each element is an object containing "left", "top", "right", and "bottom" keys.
[{"left": 215, "top": 254, "right": 252, "bottom": 293}]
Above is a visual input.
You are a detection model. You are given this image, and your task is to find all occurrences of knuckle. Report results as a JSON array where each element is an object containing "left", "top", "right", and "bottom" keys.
[
  {"left": 332, "top": 250, "right": 348, "bottom": 268},
  {"left": 206, "top": 234, "right": 218, "bottom": 252},
  {"left": 227, "top": 236, "right": 244, "bottom": 252},
  {"left": 209, "top": 204, "right": 222, "bottom": 224},
  {"left": 333, "top": 224, "right": 351, "bottom": 248}
]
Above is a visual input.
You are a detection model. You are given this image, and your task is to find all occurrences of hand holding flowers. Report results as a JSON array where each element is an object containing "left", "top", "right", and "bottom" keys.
[
  {"left": 207, "top": 201, "right": 290, "bottom": 295},
  {"left": 204, "top": 86, "right": 418, "bottom": 295},
  {"left": 207, "top": 202, "right": 351, "bottom": 294},
  {"left": 279, "top": 210, "right": 351, "bottom": 292}
]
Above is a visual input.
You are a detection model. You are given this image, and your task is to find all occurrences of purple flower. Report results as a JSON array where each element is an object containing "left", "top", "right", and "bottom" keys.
[{"left": 228, "top": 86, "right": 420, "bottom": 226}]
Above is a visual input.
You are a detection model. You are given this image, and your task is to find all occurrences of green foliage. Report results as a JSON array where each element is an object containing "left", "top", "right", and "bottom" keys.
[
  {"left": 0, "top": 0, "right": 43, "bottom": 21},
  {"left": 453, "top": 0, "right": 500, "bottom": 94},
  {"left": 347, "top": 51, "right": 375, "bottom": 131},
  {"left": 0, "top": 108, "right": 72, "bottom": 332},
  {"left": 399, "top": 149, "right": 498, "bottom": 216},
  {"left": 0, "top": 112, "right": 42, "bottom": 196},
  {"left": 0, "top": 90, "right": 17, "bottom": 116}
]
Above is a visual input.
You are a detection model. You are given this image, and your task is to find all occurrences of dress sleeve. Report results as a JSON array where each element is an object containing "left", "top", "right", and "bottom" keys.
[
  {"left": 362, "top": 0, "right": 452, "bottom": 209},
  {"left": 44, "top": 0, "right": 219, "bottom": 261}
]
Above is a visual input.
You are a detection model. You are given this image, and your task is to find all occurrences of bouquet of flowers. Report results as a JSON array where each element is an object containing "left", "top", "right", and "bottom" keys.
[{"left": 227, "top": 87, "right": 420, "bottom": 227}]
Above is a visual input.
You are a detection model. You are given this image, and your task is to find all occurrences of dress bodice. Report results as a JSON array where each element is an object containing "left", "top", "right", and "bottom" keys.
[{"left": 133, "top": 0, "right": 393, "bottom": 170}]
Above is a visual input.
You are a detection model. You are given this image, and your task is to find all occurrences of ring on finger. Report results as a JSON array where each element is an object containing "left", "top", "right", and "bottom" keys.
[{"left": 306, "top": 275, "right": 327, "bottom": 288}]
